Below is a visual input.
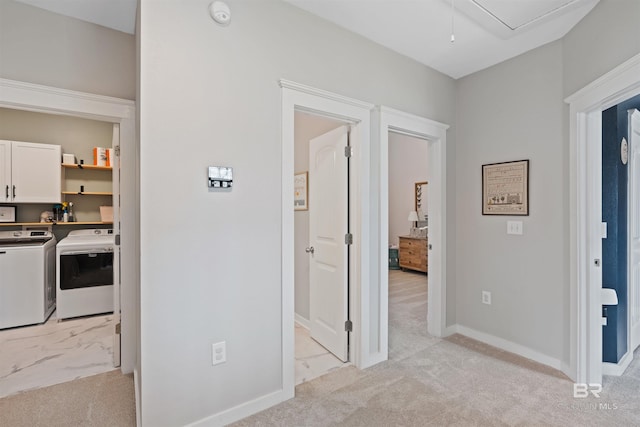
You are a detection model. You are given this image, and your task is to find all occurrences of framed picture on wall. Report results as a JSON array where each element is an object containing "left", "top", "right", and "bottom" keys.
[
  {"left": 415, "top": 181, "right": 428, "bottom": 221},
  {"left": 294, "top": 172, "right": 308, "bottom": 211},
  {"left": 482, "top": 159, "right": 529, "bottom": 215}
]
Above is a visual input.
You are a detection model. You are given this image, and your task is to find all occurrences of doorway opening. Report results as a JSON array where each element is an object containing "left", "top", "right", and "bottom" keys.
[
  {"left": 293, "top": 110, "right": 351, "bottom": 384},
  {"left": 387, "top": 131, "right": 430, "bottom": 360},
  {"left": 567, "top": 53, "right": 640, "bottom": 385},
  {"left": 601, "top": 97, "right": 640, "bottom": 378},
  {"left": 0, "top": 108, "right": 119, "bottom": 398},
  {"left": 0, "top": 78, "right": 136, "bottom": 398},
  {"left": 280, "top": 80, "right": 373, "bottom": 399},
  {"left": 377, "top": 106, "right": 449, "bottom": 366}
]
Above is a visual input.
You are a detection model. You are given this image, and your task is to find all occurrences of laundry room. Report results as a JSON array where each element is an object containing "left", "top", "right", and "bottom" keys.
[{"left": 0, "top": 106, "right": 120, "bottom": 398}]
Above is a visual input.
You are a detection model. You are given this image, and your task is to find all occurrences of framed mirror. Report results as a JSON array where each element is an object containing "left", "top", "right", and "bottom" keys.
[{"left": 414, "top": 181, "right": 428, "bottom": 222}]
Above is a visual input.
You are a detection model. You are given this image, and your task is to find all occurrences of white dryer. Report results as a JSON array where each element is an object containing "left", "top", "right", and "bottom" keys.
[
  {"left": 56, "top": 229, "right": 114, "bottom": 320},
  {"left": 0, "top": 230, "right": 56, "bottom": 329}
]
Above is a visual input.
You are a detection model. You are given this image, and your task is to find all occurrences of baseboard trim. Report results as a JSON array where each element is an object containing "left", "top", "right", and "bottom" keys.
[
  {"left": 360, "top": 352, "right": 387, "bottom": 369},
  {"left": 134, "top": 368, "right": 141, "bottom": 427},
  {"left": 603, "top": 350, "right": 633, "bottom": 376},
  {"left": 294, "top": 314, "right": 311, "bottom": 330},
  {"left": 561, "top": 361, "right": 575, "bottom": 382},
  {"left": 451, "top": 324, "right": 563, "bottom": 371},
  {"left": 443, "top": 325, "right": 458, "bottom": 337},
  {"left": 186, "top": 389, "right": 290, "bottom": 427}
]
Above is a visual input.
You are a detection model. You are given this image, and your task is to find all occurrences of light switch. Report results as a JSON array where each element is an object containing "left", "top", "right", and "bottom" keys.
[{"left": 507, "top": 221, "right": 523, "bottom": 235}]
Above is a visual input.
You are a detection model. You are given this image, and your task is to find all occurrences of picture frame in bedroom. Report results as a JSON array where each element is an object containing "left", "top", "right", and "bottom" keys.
[{"left": 294, "top": 171, "right": 308, "bottom": 211}]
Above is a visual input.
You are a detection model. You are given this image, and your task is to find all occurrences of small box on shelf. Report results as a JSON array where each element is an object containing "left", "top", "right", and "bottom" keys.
[{"left": 100, "top": 206, "right": 113, "bottom": 223}]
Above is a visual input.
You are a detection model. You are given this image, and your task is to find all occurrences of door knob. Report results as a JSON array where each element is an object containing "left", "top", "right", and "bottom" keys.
[{"left": 305, "top": 246, "right": 315, "bottom": 254}]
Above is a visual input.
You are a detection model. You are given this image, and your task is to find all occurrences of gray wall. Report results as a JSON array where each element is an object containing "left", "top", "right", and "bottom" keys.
[
  {"left": 453, "top": 0, "right": 640, "bottom": 368},
  {"left": 138, "top": 0, "right": 456, "bottom": 425},
  {"left": 0, "top": 0, "right": 135, "bottom": 100},
  {"left": 294, "top": 111, "right": 343, "bottom": 322},
  {"left": 562, "top": 0, "right": 640, "bottom": 98},
  {"left": 455, "top": 41, "right": 566, "bottom": 361}
]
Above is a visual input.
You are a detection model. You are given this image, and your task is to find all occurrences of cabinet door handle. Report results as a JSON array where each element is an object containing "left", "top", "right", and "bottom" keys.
[
  {"left": 0, "top": 251, "right": 6, "bottom": 255},
  {"left": 4, "top": 185, "right": 7, "bottom": 199},
  {"left": 12, "top": 185, "right": 15, "bottom": 199}
]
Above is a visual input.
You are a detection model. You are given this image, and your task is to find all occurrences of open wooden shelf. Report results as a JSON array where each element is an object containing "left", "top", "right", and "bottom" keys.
[
  {"left": 62, "top": 191, "right": 112, "bottom": 196},
  {"left": 61, "top": 163, "right": 112, "bottom": 171},
  {"left": 0, "top": 221, "right": 112, "bottom": 227}
]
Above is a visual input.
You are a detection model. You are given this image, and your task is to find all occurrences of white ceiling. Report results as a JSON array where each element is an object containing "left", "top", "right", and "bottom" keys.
[{"left": 14, "top": 0, "right": 599, "bottom": 79}]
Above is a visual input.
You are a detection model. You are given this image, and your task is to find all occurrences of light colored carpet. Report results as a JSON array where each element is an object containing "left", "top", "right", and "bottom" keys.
[
  {"left": 0, "top": 369, "right": 135, "bottom": 427},
  {"left": 233, "top": 270, "right": 640, "bottom": 426}
]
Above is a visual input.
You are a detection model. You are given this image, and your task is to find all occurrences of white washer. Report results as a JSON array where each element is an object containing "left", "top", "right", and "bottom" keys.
[
  {"left": 56, "top": 229, "right": 114, "bottom": 320},
  {"left": 0, "top": 230, "right": 56, "bottom": 329}
]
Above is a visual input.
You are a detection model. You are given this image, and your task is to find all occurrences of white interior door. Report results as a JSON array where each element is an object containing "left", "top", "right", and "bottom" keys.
[
  {"left": 629, "top": 109, "right": 640, "bottom": 352},
  {"left": 309, "top": 125, "right": 349, "bottom": 362},
  {"left": 112, "top": 124, "right": 121, "bottom": 367}
]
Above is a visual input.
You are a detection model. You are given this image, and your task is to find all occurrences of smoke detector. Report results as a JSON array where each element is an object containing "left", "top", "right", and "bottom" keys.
[{"left": 210, "top": 1, "right": 231, "bottom": 26}]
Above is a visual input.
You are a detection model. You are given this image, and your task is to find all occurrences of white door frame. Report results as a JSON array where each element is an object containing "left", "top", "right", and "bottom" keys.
[
  {"left": 0, "top": 78, "right": 137, "bottom": 374},
  {"left": 566, "top": 53, "right": 640, "bottom": 384},
  {"left": 375, "top": 107, "right": 449, "bottom": 364},
  {"left": 281, "top": 80, "right": 373, "bottom": 396}
]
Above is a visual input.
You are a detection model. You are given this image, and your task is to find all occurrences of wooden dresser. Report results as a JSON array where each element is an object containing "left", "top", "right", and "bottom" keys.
[{"left": 398, "top": 236, "right": 428, "bottom": 273}]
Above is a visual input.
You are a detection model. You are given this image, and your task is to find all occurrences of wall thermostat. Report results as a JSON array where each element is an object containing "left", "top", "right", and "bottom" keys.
[{"left": 208, "top": 166, "right": 233, "bottom": 189}]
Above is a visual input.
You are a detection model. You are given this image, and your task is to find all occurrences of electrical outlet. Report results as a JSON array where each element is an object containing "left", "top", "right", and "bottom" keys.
[
  {"left": 212, "top": 341, "right": 226, "bottom": 366},
  {"left": 482, "top": 291, "right": 492, "bottom": 305}
]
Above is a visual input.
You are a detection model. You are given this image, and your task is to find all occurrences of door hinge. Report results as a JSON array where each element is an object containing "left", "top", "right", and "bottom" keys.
[
  {"left": 115, "top": 234, "right": 121, "bottom": 246},
  {"left": 345, "top": 233, "right": 353, "bottom": 245},
  {"left": 114, "top": 145, "right": 121, "bottom": 157},
  {"left": 345, "top": 320, "right": 353, "bottom": 332},
  {"left": 115, "top": 322, "right": 121, "bottom": 334},
  {"left": 344, "top": 146, "right": 353, "bottom": 158}
]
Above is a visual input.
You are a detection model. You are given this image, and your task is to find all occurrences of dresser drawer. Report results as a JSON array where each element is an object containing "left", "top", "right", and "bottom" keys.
[{"left": 398, "top": 236, "right": 428, "bottom": 273}]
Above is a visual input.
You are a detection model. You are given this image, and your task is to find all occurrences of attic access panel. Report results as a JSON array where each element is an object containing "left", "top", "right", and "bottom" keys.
[
  {"left": 457, "top": 0, "right": 599, "bottom": 38},
  {"left": 474, "top": 0, "right": 576, "bottom": 30}
]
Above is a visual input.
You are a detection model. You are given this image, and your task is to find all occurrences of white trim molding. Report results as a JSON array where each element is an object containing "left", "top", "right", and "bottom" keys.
[
  {"left": 0, "top": 78, "right": 134, "bottom": 121},
  {"left": 451, "top": 324, "right": 563, "bottom": 371},
  {"left": 566, "top": 52, "right": 640, "bottom": 384},
  {"left": 602, "top": 350, "right": 633, "bottom": 376},
  {"left": 295, "top": 314, "right": 311, "bottom": 330}
]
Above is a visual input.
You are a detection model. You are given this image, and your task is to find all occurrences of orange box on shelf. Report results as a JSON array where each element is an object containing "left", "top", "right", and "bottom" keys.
[{"left": 93, "top": 147, "right": 107, "bottom": 166}]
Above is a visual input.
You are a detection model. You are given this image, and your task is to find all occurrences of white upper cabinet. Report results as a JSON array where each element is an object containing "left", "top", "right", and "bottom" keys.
[{"left": 0, "top": 140, "right": 61, "bottom": 204}]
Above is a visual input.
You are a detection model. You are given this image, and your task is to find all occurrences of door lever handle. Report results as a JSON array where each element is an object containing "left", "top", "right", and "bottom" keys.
[{"left": 305, "top": 246, "right": 315, "bottom": 254}]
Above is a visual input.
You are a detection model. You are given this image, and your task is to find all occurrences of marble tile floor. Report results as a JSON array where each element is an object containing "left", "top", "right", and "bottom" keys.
[
  {"left": 0, "top": 311, "right": 115, "bottom": 399},
  {"left": 295, "top": 322, "right": 348, "bottom": 385}
]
